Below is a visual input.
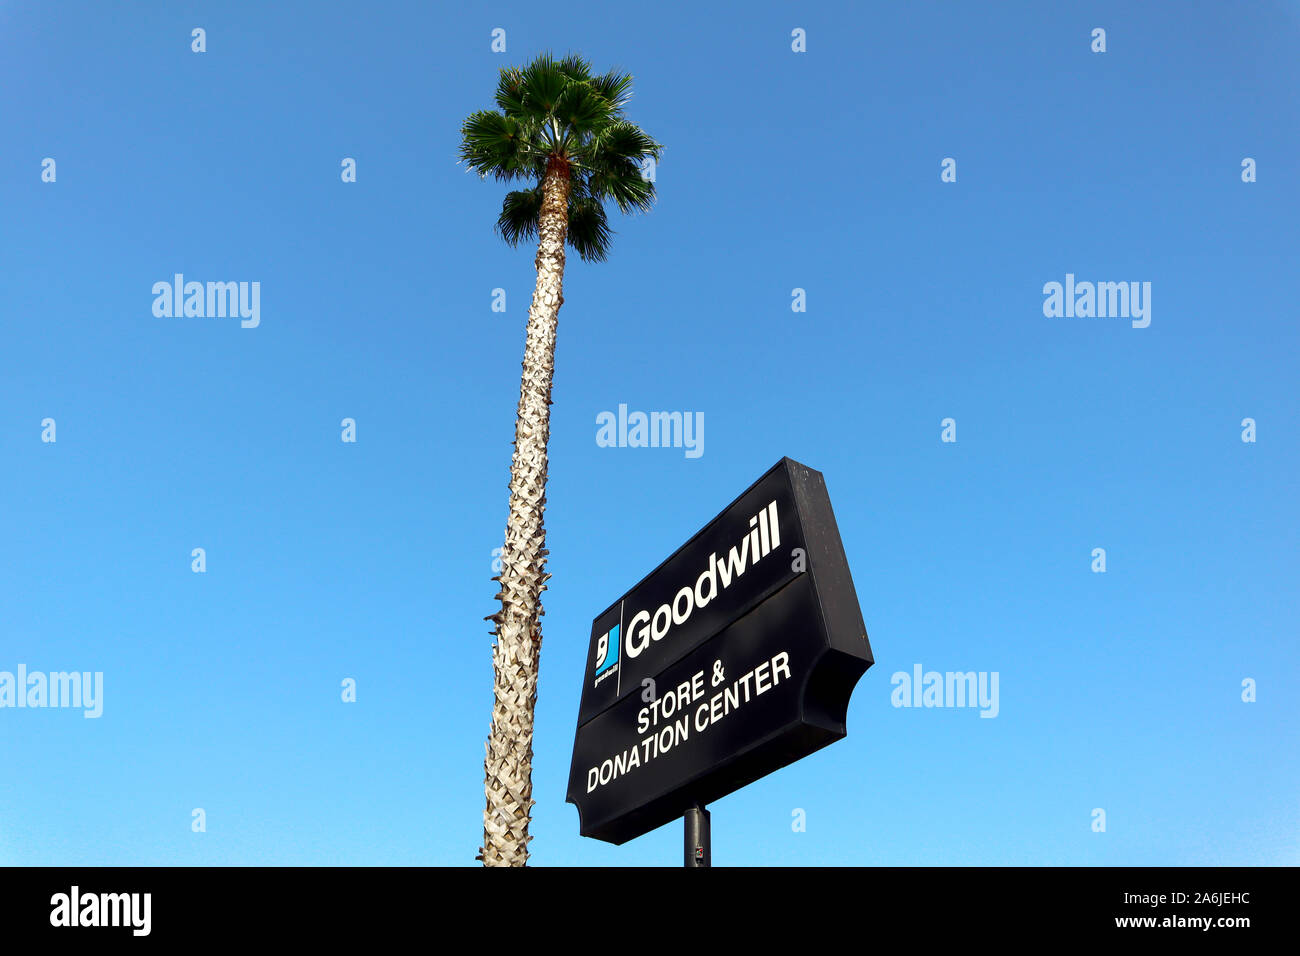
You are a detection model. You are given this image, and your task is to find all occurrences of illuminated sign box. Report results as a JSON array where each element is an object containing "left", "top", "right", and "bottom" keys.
[{"left": 567, "top": 457, "right": 873, "bottom": 845}]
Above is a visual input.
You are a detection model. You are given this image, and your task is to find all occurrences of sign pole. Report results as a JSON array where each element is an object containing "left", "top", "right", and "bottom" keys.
[{"left": 684, "top": 803, "right": 710, "bottom": 867}]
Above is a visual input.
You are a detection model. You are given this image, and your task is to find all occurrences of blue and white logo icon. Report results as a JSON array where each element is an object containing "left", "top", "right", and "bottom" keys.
[{"left": 595, "top": 624, "right": 620, "bottom": 676}]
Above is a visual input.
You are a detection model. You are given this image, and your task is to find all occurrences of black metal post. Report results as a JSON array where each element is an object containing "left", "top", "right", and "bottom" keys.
[{"left": 684, "top": 803, "right": 710, "bottom": 867}]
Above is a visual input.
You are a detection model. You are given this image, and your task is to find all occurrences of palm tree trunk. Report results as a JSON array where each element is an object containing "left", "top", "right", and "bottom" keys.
[{"left": 480, "top": 156, "right": 571, "bottom": 867}]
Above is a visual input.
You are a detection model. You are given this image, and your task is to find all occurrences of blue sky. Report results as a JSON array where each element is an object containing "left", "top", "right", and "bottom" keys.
[{"left": 1, "top": 0, "right": 1296, "bottom": 866}]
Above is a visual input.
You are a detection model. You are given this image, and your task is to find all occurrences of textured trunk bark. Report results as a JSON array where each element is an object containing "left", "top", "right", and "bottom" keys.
[{"left": 480, "top": 156, "right": 570, "bottom": 867}]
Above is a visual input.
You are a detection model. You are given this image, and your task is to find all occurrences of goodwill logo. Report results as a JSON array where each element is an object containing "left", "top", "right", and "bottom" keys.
[{"left": 593, "top": 624, "right": 620, "bottom": 688}]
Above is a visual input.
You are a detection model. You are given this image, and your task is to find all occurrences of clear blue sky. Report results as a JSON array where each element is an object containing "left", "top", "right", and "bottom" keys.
[{"left": 1, "top": 0, "right": 1296, "bottom": 866}]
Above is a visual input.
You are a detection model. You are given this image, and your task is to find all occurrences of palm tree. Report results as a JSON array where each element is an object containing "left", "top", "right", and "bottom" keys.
[{"left": 459, "top": 52, "right": 663, "bottom": 867}]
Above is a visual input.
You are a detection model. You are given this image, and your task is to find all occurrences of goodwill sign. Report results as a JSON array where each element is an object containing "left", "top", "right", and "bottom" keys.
[{"left": 567, "top": 458, "right": 873, "bottom": 844}]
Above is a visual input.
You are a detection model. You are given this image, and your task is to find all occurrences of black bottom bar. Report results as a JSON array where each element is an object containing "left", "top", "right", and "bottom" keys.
[{"left": 0, "top": 866, "right": 1281, "bottom": 942}]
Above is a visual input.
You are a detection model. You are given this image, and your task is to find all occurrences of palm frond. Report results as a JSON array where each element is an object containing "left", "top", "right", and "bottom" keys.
[
  {"left": 553, "top": 82, "right": 616, "bottom": 143},
  {"left": 459, "top": 110, "right": 543, "bottom": 182},
  {"left": 566, "top": 194, "right": 612, "bottom": 262},
  {"left": 589, "top": 68, "right": 633, "bottom": 110},
  {"left": 520, "top": 52, "right": 569, "bottom": 115},
  {"left": 494, "top": 67, "right": 527, "bottom": 115},
  {"left": 592, "top": 119, "right": 663, "bottom": 164},
  {"left": 556, "top": 53, "right": 593, "bottom": 84},
  {"left": 585, "top": 165, "right": 656, "bottom": 214},
  {"left": 496, "top": 187, "right": 543, "bottom": 247}
]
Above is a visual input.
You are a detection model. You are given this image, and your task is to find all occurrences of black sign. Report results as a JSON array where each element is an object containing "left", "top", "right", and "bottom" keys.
[{"left": 567, "top": 457, "right": 873, "bottom": 845}]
